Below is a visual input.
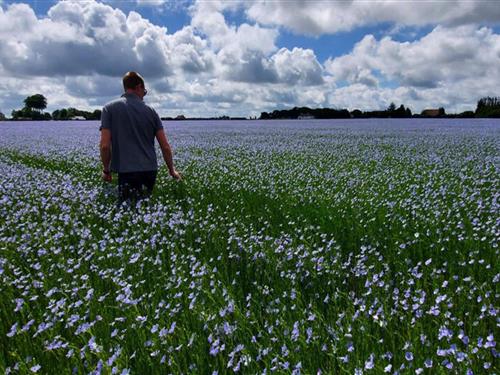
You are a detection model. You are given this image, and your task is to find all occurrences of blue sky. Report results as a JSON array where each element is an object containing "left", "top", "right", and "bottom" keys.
[{"left": 1, "top": 0, "right": 500, "bottom": 117}]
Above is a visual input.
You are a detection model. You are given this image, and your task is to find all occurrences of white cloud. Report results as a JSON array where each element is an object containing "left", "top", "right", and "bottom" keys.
[
  {"left": 325, "top": 25, "right": 500, "bottom": 112},
  {"left": 219, "top": 46, "right": 325, "bottom": 86},
  {"left": 222, "top": 52, "right": 278, "bottom": 83},
  {"left": 190, "top": 0, "right": 324, "bottom": 86},
  {"left": 0, "top": 72, "right": 99, "bottom": 114},
  {"left": 0, "top": 1, "right": 216, "bottom": 79},
  {"left": 245, "top": 0, "right": 500, "bottom": 35},
  {"left": 190, "top": 0, "right": 278, "bottom": 57},
  {"left": 0, "top": 0, "right": 330, "bottom": 117},
  {"left": 0, "top": 2, "right": 163, "bottom": 77},
  {"left": 136, "top": 0, "right": 167, "bottom": 7},
  {"left": 272, "top": 47, "right": 324, "bottom": 86},
  {"left": 1, "top": 0, "right": 499, "bottom": 118},
  {"left": 64, "top": 75, "right": 123, "bottom": 99},
  {"left": 220, "top": 46, "right": 325, "bottom": 85}
]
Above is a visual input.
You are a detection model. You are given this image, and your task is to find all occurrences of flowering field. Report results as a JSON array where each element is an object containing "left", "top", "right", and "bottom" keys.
[{"left": 0, "top": 119, "right": 498, "bottom": 374}]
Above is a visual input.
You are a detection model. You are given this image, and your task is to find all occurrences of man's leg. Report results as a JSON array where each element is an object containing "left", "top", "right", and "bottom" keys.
[
  {"left": 118, "top": 173, "right": 129, "bottom": 205},
  {"left": 141, "top": 170, "right": 158, "bottom": 198},
  {"left": 133, "top": 170, "right": 157, "bottom": 201},
  {"left": 118, "top": 171, "right": 157, "bottom": 204},
  {"left": 118, "top": 172, "right": 141, "bottom": 205}
]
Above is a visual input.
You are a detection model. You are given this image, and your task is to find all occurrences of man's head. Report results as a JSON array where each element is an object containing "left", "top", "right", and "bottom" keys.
[{"left": 123, "top": 71, "right": 147, "bottom": 100}]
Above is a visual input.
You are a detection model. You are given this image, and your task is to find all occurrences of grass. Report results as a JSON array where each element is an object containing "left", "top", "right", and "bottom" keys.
[{"left": 0, "top": 121, "right": 498, "bottom": 374}]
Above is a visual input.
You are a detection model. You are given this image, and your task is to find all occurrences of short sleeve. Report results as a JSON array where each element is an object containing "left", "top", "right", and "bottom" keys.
[
  {"left": 99, "top": 106, "right": 111, "bottom": 131},
  {"left": 152, "top": 109, "right": 164, "bottom": 132}
]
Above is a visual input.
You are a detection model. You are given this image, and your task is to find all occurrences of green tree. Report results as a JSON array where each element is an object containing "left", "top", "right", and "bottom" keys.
[
  {"left": 24, "top": 94, "right": 47, "bottom": 112},
  {"left": 60, "top": 108, "right": 68, "bottom": 120},
  {"left": 92, "top": 109, "right": 102, "bottom": 120},
  {"left": 67, "top": 107, "right": 77, "bottom": 118},
  {"left": 350, "top": 109, "right": 363, "bottom": 118},
  {"left": 475, "top": 97, "right": 500, "bottom": 117},
  {"left": 11, "top": 107, "right": 32, "bottom": 120}
]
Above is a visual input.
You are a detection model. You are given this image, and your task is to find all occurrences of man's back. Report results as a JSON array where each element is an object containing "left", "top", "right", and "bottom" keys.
[
  {"left": 99, "top": 71, "right": 181, "bottom": 204},
  {"left": 101, "top": 93, "right": 163, "bottom": 173}
]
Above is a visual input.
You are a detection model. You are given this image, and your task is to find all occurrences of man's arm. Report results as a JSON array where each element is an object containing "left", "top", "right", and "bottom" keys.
[
  {"left": 155, "top": 129, "right": 181, "bottom": 180},
  {"left": 100, "top": 128, "right": 112, "bottom": 182}
]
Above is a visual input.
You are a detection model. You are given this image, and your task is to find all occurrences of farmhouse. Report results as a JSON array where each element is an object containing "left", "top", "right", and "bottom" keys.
[{"left": 421, "top": 109, "right": 442, "bottom": 117}]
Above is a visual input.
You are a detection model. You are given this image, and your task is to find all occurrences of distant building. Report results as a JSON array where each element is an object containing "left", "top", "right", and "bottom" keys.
[
  {"left": 421, "top": 109, "right": 440, "bottom": 117},
  {"left": 298, "top": 114, "right": 315, "bottom": 120},
  {"left": 69, "top": 116, "right": 86, "bottom": 120},
  {"left": 421, "top": 108, "right": 445, "bottom": 117}
]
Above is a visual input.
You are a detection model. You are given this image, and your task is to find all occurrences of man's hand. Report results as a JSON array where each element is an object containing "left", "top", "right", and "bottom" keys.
[
  {"left": 102, "top": 171, "right": 112, "bottom": 182},
  {"left": 100, "top": 128, "right": 112, "bottom": 183},
  {"left": 170, "top": 169, "right": 182, "bottom": 181},
  {"left": 156, "top": 130, "right": 182, "bottom": 181}
]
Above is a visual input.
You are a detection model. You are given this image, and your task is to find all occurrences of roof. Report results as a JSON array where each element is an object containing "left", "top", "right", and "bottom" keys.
[{"left": 421, "top": 109, "right": 440, "bottom": 117}]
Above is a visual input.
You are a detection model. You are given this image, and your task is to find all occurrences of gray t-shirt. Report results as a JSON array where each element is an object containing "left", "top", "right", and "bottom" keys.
[{"left": 100, "top": 93, "right": 163, "bottom": 173}]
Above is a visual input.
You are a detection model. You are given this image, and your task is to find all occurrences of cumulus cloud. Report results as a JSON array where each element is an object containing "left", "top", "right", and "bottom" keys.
[
  {"left": 222, "top": 46, "right": 325, "bottom": 86},
  {"left": 64, "top": 75, "right": 123, "bottom": 98},
  {"left": 0, "top": 71, "right": 99, "bottom": 114},
  {"left": 190, "top": 0, "right": 324, "bottom": 86},
  {"left": 223, "top": 53, "right": 278, "bottom": 84},
  {"left": 0, "top": 2, "right": 155, "bottom": 76},
  {"left": 325, "top": 25, "right": 500, "bottom": 88},
  {"left": 136, "top": 0, "right": 167, "bottom": 7},
  {"left": 272, "top": 48, "right": 324, "bottom": 85},
  {"left": 0, "top": 0, "right": 328, "bottom": 117},
  {"left": 190, "top": 0, "right": 278, "bottom": 58},
  {"left": 245, "top": 0, "right": 500, "bottom": 35},
  {"left": 167, "top": 26, "right": 215, "bottom": 74},
  {"left": 0, "top": 1, "right": 214, "bottom": 78},
  {"left": 1, "top": 0, "right": 499, "bottom": 117},
  {"left": 324, "top": 25, "right": 500, "bottom": 111}
]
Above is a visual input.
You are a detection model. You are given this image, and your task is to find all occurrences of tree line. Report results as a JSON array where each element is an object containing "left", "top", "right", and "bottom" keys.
[
  {"left": 1, "top": 94, "right": 500, "bottom": 121},
  {"left": 260, "top": 98, "right": 500, "bottom": 120},
  {"left": 260, "top": 103, "right": 415, "bottom": 120},
  {"left": 475, "top": 97, "right": 500, "bottom": 118},
  {"left": 6, "top": 94, "right": 101, "bottom": 121},
  {"left": 52, "top": 108, "right": 102, "bottom": 121}
]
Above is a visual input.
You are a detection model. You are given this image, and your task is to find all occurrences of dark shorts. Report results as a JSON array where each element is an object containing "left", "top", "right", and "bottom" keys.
[{"left": 118, "top": 170, "right": 157, "bottom": 204}]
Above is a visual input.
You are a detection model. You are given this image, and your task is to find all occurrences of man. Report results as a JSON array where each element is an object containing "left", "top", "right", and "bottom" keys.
[{"left": 100, "top": 71, "right": 181, "bottom": 204}]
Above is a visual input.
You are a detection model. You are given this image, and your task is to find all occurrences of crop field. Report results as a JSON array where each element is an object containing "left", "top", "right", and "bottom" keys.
[{"left": 0, "top": 119, "right": 498, "bottom": 374}]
